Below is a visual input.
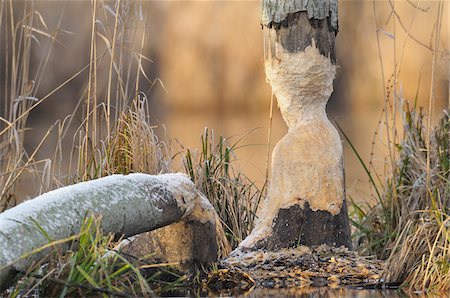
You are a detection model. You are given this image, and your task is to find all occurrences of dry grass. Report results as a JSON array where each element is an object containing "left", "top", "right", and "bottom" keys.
[
  {"left": 351, "top": 88, "right": 449, "bottom": 294},
  {"left": 0, "top": 0, "right": 155, "bottom": 206},
  {"left": 104, "top": 97, "right": 171, "bottom": 176},
  {"left": 0, "top": 1, "right": 185, "bottom": 296},
  {"left": 350, "top": 0, "right": 450, "bottom": 293},
  {"left": 69, "top": 0, "right": 155, "bottom": 183},
  {"left": 7, "top": 216, "right": 185, "bottom": 297},
  {"left": 381, "top": 108, "right": 449, "bottom": 292},
  {"left": 1, "top": 1, "right": 263, "bottom": 295},
  {"left": 0, "top": 0, "right": 63, "bottom": 210},
  {"left": 3, "top": 0, "right": 447, "bottom": 295}
]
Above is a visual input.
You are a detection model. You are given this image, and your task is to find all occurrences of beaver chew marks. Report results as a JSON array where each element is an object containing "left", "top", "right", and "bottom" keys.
[{"left": 239, "top": 6, "right": 352, "bottom": 250}]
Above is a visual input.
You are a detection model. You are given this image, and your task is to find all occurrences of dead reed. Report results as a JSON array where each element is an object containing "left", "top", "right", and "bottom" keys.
[
  {"left": 182, "top": 128, "right": 265, "bottom": 250},
  {"left": 349, "top": 0, "right": 449, "bottom": 293},
  {"left": 1, "top": 1, "right": 263, "bottom": 295},
  {"left": 0, "top": 0, "right": 63, "bottom": 210},
  {"left": 0, "top": 1, "right": 183, "bottom": 296},
  {"left": 7, "top": 215, "right": 185, "bottom": 297}
]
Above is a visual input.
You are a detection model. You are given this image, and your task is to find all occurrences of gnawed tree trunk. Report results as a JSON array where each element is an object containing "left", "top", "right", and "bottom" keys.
[
  {"left": 0, "top": 173, "right": 218, "bottom": 291},
  {"left": 239, "top": 0, "right": 351, "bottom": 250}
]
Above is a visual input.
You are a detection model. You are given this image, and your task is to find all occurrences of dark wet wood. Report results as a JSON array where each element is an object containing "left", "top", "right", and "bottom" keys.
[
  {"left": 254, "top": 202, "right": 352, "bottom": 250},
  {"left": 120, "top": 213, "right": 218, "bottom": 273}
]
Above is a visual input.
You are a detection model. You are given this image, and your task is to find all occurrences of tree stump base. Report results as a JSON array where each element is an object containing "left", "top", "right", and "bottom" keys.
[{"left": 208, "top": 245, "right": 384, "bottom": 295}]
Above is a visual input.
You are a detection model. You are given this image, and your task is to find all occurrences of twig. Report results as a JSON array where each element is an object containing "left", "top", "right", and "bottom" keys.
[
  {"left": 265, "top": 91, "right": 274, "bottom": 182},
  {"left": 388, "top": 0, "right": 447, "bottom": 55},
  {"left": 22, "top": 268, "right": 56, "bottom": 297},
  {"left": 406, "top": 0, "right": 430, "bottom": 12},
  {"left": 372, "top": 0, "right": 395, "bottom": 194}
]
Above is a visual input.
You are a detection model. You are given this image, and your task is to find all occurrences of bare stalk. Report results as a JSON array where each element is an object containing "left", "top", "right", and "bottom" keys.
[
  {"left": 372, "top": 0, "right": 395, "bottom": 192},
  {"left": 106, "top": 0, "right": 121, "bottom": 141},
  {"left": 425, "top": 0, "right": 444, "bottom": 199}
]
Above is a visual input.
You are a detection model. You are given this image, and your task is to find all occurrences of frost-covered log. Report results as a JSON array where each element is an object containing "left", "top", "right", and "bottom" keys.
[
  {"left": 239, "top": 0, "right": 351, "bottom": 251},
  {"left": 0, "top": 173, "right": 218, "bottom": 291}
]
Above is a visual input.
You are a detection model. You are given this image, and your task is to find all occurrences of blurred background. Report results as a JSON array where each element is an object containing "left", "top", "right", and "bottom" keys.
[{"left": 1, "top": 0, "right": 448, "bottom": 203}]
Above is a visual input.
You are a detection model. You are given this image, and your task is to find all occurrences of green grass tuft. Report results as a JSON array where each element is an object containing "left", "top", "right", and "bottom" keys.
[
  {"left": 182, "top": 128, "right": 265, "bottom": 250},
  {"left": 8, "top": 216, "right": 185, "bottom": 297}
]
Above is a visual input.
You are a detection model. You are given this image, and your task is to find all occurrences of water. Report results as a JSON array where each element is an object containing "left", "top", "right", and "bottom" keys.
[
  {"left": 245, "top": 287, "right": 406, "bottom": 297},
  {"left": 163, "top": 287, "right": 406, "bottom": 297}
]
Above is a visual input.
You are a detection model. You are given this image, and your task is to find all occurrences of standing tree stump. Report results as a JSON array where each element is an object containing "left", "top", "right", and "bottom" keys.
[{"left": 239, "top": 0, "right": 352, "bottom": 251}]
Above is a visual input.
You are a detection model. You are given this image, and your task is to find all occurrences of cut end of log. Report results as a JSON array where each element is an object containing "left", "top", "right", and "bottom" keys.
[{"left": 118, "top": 192, "right": 221, "bottom": 273}]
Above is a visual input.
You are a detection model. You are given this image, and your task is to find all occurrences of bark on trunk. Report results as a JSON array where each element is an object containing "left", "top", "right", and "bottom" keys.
[
  {"left": 239, "top": 0, "right": 352, "bottom": 251},
  {"left": 0, "top": 173, "right": 218, "bottom": 291}
]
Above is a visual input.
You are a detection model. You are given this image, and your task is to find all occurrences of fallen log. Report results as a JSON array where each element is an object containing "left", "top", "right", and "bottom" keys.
[{"left": 0, "top": 173, "right": 218, "bottom": 291}]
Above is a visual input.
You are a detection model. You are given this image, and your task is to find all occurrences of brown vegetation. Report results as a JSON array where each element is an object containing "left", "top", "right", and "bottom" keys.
[{"left": 0, "top": 0, "right": 449, "bottom": 296}]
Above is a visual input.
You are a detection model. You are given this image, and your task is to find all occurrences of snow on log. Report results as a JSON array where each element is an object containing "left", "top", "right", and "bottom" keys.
[{"left": 0, "top": 173, "right": 218, "bottom": 291}]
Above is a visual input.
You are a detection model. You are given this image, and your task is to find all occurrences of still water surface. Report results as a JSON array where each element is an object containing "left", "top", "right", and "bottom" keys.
[{"left": 245, "top": 287, "right": 406, "bottom": 297}]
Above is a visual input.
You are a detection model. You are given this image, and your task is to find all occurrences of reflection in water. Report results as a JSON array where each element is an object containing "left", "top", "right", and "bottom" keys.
[
  {"left": 245, "top": 287, "right": 406, "bottom": 298},
  {"left": 163, "top": 286, "right": 407, "bottom": 297}
]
